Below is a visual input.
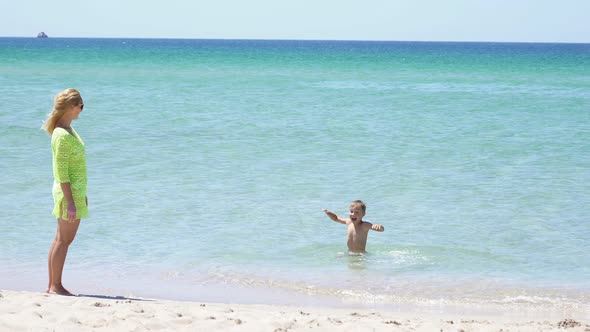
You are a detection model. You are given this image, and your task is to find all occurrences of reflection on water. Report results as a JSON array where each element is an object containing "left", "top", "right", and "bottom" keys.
[{"left": 343, "top": 251, "right": 368, "bottom": 271}]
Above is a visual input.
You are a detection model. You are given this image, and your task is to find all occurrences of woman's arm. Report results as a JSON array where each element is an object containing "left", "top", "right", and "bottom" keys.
[
  {"left": 54, "top": 134, "right": 76, "bottom": 223},
  {"left": 60, "top": 183, "right": 76, "bottom": 223}
]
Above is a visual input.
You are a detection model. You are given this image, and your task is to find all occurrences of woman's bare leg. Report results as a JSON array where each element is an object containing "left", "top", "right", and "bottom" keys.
[
  {"left": 48, "top": 218, "right": 80, "bottom": 296},
  {"left": 46, "top": 232, "right": 58, "bottom": 293}
]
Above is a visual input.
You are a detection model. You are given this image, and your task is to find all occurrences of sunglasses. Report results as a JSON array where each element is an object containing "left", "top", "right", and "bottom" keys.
[{"left": 80, "top": 104, "right": 84, "bottom": 110}]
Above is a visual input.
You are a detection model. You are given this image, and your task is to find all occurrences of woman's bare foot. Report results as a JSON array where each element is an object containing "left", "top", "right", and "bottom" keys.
[{"left": 48, "top": 286, "right": 74, "bottom": 296}]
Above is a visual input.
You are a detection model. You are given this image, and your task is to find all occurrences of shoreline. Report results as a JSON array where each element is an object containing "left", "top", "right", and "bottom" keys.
[
  {"left": 3, "top": 267, "right": 590, "bottom": 317},
  {"left": 1, "top": 289, "right": 589, "bottom": 331}
]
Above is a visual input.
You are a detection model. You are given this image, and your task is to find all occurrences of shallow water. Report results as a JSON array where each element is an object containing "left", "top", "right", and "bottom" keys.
[{"left": 1, "top": 38, "right": 589, "bottom": 310}]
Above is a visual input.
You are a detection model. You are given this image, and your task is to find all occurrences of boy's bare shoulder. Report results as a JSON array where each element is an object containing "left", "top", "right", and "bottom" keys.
[{"left": 361, "top": 221, "right": 373, "bottom": 228}]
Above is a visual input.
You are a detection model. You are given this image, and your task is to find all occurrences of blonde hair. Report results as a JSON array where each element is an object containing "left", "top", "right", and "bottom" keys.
[
  {"left": 350, "top": 200, "right": 366, "bottom": 212},
  {"left": 42, "top": 88, "right": 82, "bottom": 135}
]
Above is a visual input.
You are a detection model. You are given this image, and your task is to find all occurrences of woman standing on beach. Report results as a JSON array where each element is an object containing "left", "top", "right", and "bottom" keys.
[{"left": 42, "top": 88, "right": 88, "bottom": 296}]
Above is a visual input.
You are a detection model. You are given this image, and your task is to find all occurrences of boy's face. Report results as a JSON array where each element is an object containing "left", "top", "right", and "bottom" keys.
[{"left": 349, "top": 204, "right": 365, "bottom": 224}]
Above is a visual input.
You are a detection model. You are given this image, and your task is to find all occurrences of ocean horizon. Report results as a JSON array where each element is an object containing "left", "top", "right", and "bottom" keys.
[
  {"left": 1, "top": 37, "right": 589, "bottom": 312},
  {"left": 5, "top": 35, "right": 590, "bottom": 44}
]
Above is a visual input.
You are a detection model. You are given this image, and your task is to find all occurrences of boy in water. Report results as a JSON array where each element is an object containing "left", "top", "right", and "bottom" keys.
[{"left": 322, "top": 200, "right": 384, "bottom": 253}]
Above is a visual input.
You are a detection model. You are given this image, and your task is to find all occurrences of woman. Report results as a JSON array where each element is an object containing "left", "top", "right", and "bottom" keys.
[{"left": 42, "top": 88, "right": 88, "bottom": 296}]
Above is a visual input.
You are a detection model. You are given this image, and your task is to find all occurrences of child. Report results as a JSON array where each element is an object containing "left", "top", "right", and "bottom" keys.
[{"left": 323, "top": 200, "right": 384, "bottom": 253}]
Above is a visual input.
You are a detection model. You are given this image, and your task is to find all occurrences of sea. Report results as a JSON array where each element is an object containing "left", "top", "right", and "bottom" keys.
[{"left": 1, "top": 37, "right": 589, "bottom": 316}]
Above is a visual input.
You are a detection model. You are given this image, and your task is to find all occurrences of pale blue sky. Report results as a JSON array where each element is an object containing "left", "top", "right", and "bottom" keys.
[{"left": 2, "top": 0, "right": 589, "bottom": 42}]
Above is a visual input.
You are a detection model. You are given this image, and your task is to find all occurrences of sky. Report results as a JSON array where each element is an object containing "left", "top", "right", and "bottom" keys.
[{"left": 1, "top": 0, "right": 589, "bottom": 43}]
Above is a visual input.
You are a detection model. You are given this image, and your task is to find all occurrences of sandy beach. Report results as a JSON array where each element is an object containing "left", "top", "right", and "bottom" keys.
[{"left": 1, "top": 290, "right": 588, "bottom": 332}]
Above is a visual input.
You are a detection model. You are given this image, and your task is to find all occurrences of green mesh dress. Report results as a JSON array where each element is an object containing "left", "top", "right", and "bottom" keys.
[{"left": 51, "top": 127, "right": 88, "bottom": 220}]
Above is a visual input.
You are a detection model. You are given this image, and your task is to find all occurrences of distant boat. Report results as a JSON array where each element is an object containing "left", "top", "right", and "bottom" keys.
[{"left": 37, "top": 32, "right": 48, "bottom": 38}]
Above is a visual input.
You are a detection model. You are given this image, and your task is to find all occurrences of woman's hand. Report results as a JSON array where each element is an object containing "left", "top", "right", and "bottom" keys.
[{"left": 67, "top": 203, "right": 77, "bottom": 223}]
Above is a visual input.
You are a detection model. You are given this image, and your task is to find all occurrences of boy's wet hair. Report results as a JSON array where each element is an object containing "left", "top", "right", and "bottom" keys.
[{"left": 350, "top": 200, "right": 366, "bottom": 212}]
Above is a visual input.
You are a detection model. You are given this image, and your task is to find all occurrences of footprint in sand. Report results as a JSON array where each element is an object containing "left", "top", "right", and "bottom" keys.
[
  {"left": 92, "top": 302, "right": 111, "bottom": 307},
  {"left": 557, "top": 319, "right": 581, "bottom": 328},
  {"left": 385, "top": 320, "right": 401, "bottom": 325},
  {"left": 350, "top": 312, "right": 367, "bottom": 317},
  {"left": 327, "top": 317, "right": 342, "bottom": 324},
  {"left": 227, "top": 318, "right": 243, "bottom": 325}
]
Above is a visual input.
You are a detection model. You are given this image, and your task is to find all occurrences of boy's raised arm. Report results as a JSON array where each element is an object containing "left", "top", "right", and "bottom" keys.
[{"left": 322, "top": 209, "right": 348, "bottom": 224}]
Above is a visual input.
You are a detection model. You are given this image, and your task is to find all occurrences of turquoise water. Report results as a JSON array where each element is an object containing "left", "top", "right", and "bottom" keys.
[{"left": 1, "top": 38, "right": 589, "bottom": 310}]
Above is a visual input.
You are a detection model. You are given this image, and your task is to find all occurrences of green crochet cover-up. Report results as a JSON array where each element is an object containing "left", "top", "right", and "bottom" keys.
[{"left": 51, "top": 127, "right": 88, "bottom": 220}]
